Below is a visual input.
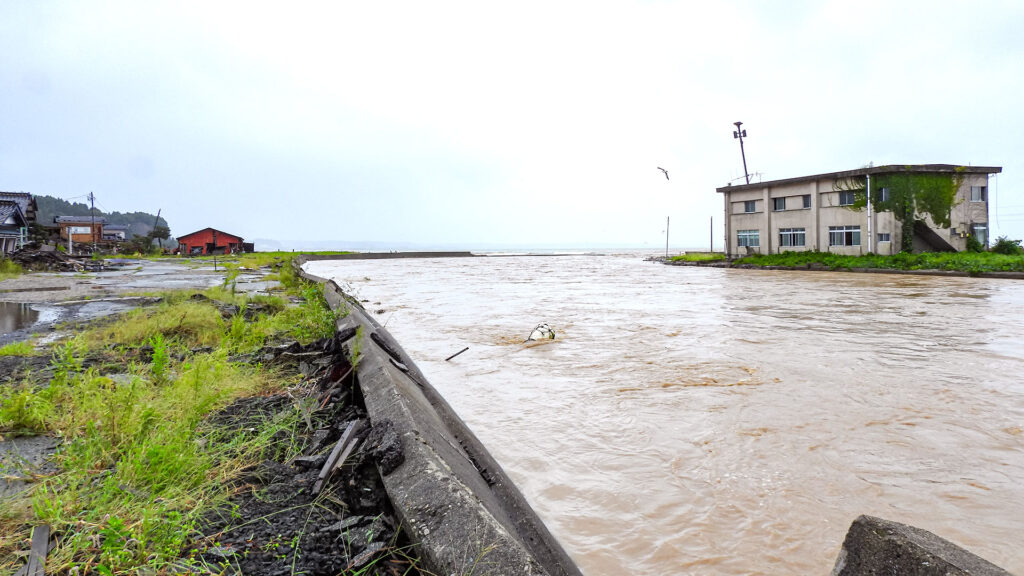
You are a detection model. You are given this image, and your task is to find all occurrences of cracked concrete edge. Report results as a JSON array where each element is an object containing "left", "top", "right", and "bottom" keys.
[
  {"left": 296, "top": 259, "right": 582, "bottom": 576},
  {"left": 831, "top": 515, "right": 1013, "bottom": 576}
]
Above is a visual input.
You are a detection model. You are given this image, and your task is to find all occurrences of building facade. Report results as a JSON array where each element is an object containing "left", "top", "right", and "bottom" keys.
[
  {"left": 0, "top": 202, "right": 29, "bottom": 255},
  {"left": 54, "top": 216, "right": 106, "bottom": 245},
  {"left": 717, "top": 164, "right": 1001, "bottom": 258},
  {"left": 177, "top": 227, "right": 245, "bottom": 255}
]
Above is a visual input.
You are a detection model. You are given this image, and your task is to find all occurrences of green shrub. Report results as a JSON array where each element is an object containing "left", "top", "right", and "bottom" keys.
[{"left": 991, "top": 236, "right": 1024, "bottom": 255}]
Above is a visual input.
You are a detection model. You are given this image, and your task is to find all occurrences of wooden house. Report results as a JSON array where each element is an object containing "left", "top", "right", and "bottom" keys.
[
  {"left": 54, "top": 216, "right": 105, "bottom": 245},
  {"left": 0, "top": 202, "right": 29, "bottom": 255}
]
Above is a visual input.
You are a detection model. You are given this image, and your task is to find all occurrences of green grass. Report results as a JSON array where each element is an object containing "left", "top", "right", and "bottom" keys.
[
  {"left": 0, "top": 258, "right": 23, "bottom": 280},
  {"left": 734, "top": 250, "right": 1024, "bottom": 275},
  {"left": 0, "top": 256, "right": 344, "bottom": 574},
  {"left": 670, "top": 252, "right": 727, "bottom": 262},
  {"left": 0, "top": 340, "right": 35, "bottom": 356}
]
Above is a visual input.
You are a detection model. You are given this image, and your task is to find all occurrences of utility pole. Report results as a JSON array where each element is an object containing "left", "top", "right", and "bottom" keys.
[
  {"left": 866, "top": 174, "right": 873, "bottom": 254},
  {"left": 665, "top": 216, "right": 670, "bottom": 258},
  {"left": 732, "top": 121, "right": 750, "bottom": 185},
  {"left": 710, "top": 216, "right": 713, "bottom": 252},
  {"left": 152, "top": 209, "right": 163, "bottom": 251},
  {"left": 89, "top": 191, "right": 97, "bottom": 252}
]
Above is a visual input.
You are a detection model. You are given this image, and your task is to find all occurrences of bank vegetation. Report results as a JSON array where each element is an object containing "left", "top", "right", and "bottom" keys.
[{"left": 0, "top": 256, "right": 410, "bottom": 575}]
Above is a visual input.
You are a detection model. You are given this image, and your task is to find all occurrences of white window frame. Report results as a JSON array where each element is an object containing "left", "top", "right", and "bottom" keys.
[
  {"left": 879, "top": 187, "right": 891, "bottom": 202},
  {"left": 802, "top": 194, "right": 811, "bottom": 209},
  {"left": 838, "top": 191, "right": 855, "bottom": 206},
  {"left": 69, "top": 226, "right": 91, "bottom": 235},
  {"left": 779, "top": 227, "right": 805, "bottom": 247},
  {"left": 971, "top": 186, "right": 987, "bottom": 202},
  {"left": 743, "top": 200, "right": 757, "bottom": 213},
  {"left": 772, "top": 197, "right": 786, "bottom": 211},
  {"left": 877, "top": 233, "right": 891, "bottom": 243},
  {"left": 971, "top": 224, "right": 988, "bottom": 245},
  {"left": 737, "top": 229, "right": 760, "bottom": 247},
  {"left": 829, "top": 225, "right": 861, "bottom": 246}
]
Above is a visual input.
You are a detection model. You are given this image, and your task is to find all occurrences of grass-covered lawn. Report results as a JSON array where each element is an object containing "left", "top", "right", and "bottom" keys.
[
  {"left": 0, "top": 258, "right": 344, "bottom": 574},
  {"left": 670, "top": 252, "right": 727, "bottom": 263},
  {"left": 734, "top": 251, "right": 1024, "bottom": 274}
]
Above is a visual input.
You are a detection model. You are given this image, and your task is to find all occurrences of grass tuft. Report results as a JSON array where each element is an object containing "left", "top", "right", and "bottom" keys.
[{"left": 0, "top": 340, "right": 35, "bottom": 357}]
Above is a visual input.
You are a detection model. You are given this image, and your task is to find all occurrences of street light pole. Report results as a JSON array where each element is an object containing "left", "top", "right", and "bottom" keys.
[{"left": 733, "top": 121, "right": 750, "bottom": 185}]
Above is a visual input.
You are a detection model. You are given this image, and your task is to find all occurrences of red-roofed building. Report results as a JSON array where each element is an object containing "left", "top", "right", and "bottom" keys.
[{"left": 177, "top": 227, "right": 245, "bottom": 255}]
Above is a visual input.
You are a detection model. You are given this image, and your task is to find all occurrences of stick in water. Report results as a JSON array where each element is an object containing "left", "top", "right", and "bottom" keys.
[{"left": 445, "top": 347, "right": 470, "bottom": 361}]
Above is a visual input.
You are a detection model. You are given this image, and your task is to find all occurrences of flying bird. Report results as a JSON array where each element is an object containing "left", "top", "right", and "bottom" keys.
[{"left": 657, "top": 167, "right": 669, "bottom": 180}]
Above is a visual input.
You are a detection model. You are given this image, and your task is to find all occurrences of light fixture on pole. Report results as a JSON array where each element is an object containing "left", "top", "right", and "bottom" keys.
[{"left": 732, "top": 121, "right": 750, "bottom": 185}]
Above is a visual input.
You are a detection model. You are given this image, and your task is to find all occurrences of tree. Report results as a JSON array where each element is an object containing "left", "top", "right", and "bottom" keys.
[
  {"left": 835, "top": 167, "right": 965, "bottom": 253},
  {"left": 125, "top": 226, "right": 172, "bottom": 254}
]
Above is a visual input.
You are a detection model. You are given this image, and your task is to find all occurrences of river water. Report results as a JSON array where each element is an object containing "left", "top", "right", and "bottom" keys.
[{"left": 306, "top": 254, "right": 1024, "bottom": 575}]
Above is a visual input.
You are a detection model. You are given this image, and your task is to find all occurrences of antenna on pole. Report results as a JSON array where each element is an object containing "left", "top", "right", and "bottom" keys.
[{"left": 732, "top": 121, "right": 750, "bottom": 185}]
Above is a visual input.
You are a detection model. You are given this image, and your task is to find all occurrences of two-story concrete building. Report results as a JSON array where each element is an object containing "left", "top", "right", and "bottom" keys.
[{"left": 717, "top": 164, "right": 1001, "bottom": 258}]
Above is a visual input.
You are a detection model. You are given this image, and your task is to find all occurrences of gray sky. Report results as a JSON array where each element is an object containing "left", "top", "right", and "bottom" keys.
[{"left": 2, "top": 1, "right": 1022, "bottom": 249}]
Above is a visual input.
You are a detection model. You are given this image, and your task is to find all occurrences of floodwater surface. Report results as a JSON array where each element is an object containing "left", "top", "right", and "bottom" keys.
[
  {"left": 307, "top": 254, "right": 1024, "bottom": 575},
  {"left": 0, "top": 302, "right": 39, "bottom": 336}
]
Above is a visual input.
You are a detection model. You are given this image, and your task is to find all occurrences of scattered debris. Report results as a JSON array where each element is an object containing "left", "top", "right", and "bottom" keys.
[
  {"left": 526, "top": 323, "right": 556, "bottom": 342},
  {"left": 9, "top": 248, "right": 106, "bottom": 273},
  {"left": 445, "top": 346, "right": 469, "bottom": 361}
]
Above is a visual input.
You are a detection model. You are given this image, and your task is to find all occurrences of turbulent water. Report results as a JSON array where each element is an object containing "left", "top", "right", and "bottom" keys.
[{"left": 307, "top": 254, "right": 1024, "bottom": 575}]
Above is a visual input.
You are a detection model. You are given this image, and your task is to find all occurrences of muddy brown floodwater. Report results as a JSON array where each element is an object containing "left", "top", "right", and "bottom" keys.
[{"left": 307, "top": 253, "right": 1024, "bottom": 575}]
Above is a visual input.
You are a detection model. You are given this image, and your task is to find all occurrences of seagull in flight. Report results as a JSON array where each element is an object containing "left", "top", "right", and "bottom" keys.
[{"left": 657, "top": 167, "right": 669, "bottom": 180}]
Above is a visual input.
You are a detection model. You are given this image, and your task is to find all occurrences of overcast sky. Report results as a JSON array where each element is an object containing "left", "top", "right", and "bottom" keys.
[{"left": 2, "top": 1, "right": 1022, "bottom": 250}]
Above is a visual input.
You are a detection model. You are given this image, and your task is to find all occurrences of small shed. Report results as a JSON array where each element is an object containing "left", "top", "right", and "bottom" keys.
[
  {"left": 177, "top": 227, "right": 245, "bottom": 255},
  {"left": 102, "top": 224, "right": 130, "bottom": 242}
]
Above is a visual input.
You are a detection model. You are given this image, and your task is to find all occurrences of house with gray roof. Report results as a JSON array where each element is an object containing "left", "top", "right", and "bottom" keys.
[
  {"left": 0, "top": 192, "right": 37, "bottom": 223},
  {"left": 0, "top": 202, "right": 29, "bottom": 255}
]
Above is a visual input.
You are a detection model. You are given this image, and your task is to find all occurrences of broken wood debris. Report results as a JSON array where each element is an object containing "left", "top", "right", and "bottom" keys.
[
  {"left": 13, "top": 525, "right": 49, "bottom": 576},
  {"left": 312, "top": 419, "right": 366, "bottom": 495}
]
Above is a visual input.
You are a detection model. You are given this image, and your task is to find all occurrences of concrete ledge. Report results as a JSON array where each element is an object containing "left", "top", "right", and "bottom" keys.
[
  {"left": 297, "top": 260, "right": 582, "bottom": 576},
  {"left": 831, "top": 515, "right": 1013, "bottom": 576}
]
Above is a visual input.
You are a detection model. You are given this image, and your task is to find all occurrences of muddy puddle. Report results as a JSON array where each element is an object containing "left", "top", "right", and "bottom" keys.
[{"left": 0, "top": 302, "right": 40, "bottom": 335}]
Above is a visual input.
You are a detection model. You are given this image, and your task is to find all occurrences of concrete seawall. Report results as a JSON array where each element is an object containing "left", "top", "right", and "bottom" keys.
[{"left": 296, "top": 254, "right": 582, "bottom": 576}]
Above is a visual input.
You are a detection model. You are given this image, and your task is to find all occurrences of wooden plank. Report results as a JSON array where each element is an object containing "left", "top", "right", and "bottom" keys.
[
  {"left": 312, "top": 419, "right": 365, "bottom": 495},
  {"left": 19, "top": 525, "right": 49, "bottom": 576}
]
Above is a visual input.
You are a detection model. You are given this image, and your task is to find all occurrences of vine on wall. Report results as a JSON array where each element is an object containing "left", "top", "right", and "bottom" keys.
[{"left": 834, "top": 167, "right": 965, "bottom": 252}]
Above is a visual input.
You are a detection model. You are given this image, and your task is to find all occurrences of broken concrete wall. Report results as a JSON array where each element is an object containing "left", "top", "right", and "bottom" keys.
[{"left": 831, "top": 515, "right": 1013, "bottom": 576}]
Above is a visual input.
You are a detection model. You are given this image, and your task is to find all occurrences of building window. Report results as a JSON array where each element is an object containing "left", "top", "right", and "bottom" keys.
[
  {"left": 829, "top": 225, "right": 861, "bottom": 246},
  {"left": 879, "top": 187, "right": 890, "bottom": 202},
  {"left": 838, "top": 191, "right": 856, "bottom": 206},
  {"left": 779, "top": 228, "right": 806, "bottom": 247},
  {"left": 877, "top": 233, "right": 891, "bottom": 243},
  {"left": 743, "top": 200, "right": 757, "bottom": 213},
  {"left": 971, "top": 224, "right": 988, "bottom": 245},
  {"left": 69, "top": 226, "right": 91, "bottom": 235},
  {"left": 737, "top": 229, "right": 760, "bottom": 247},
  {"left": 971, "top": 186, "right": 987, "bottom": 202},
  {"left": 772, "top": 197, "right": 786, "bottom": 211},
  {"left": 802, "top": 194, "right": 811, "bottom": 209}
]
